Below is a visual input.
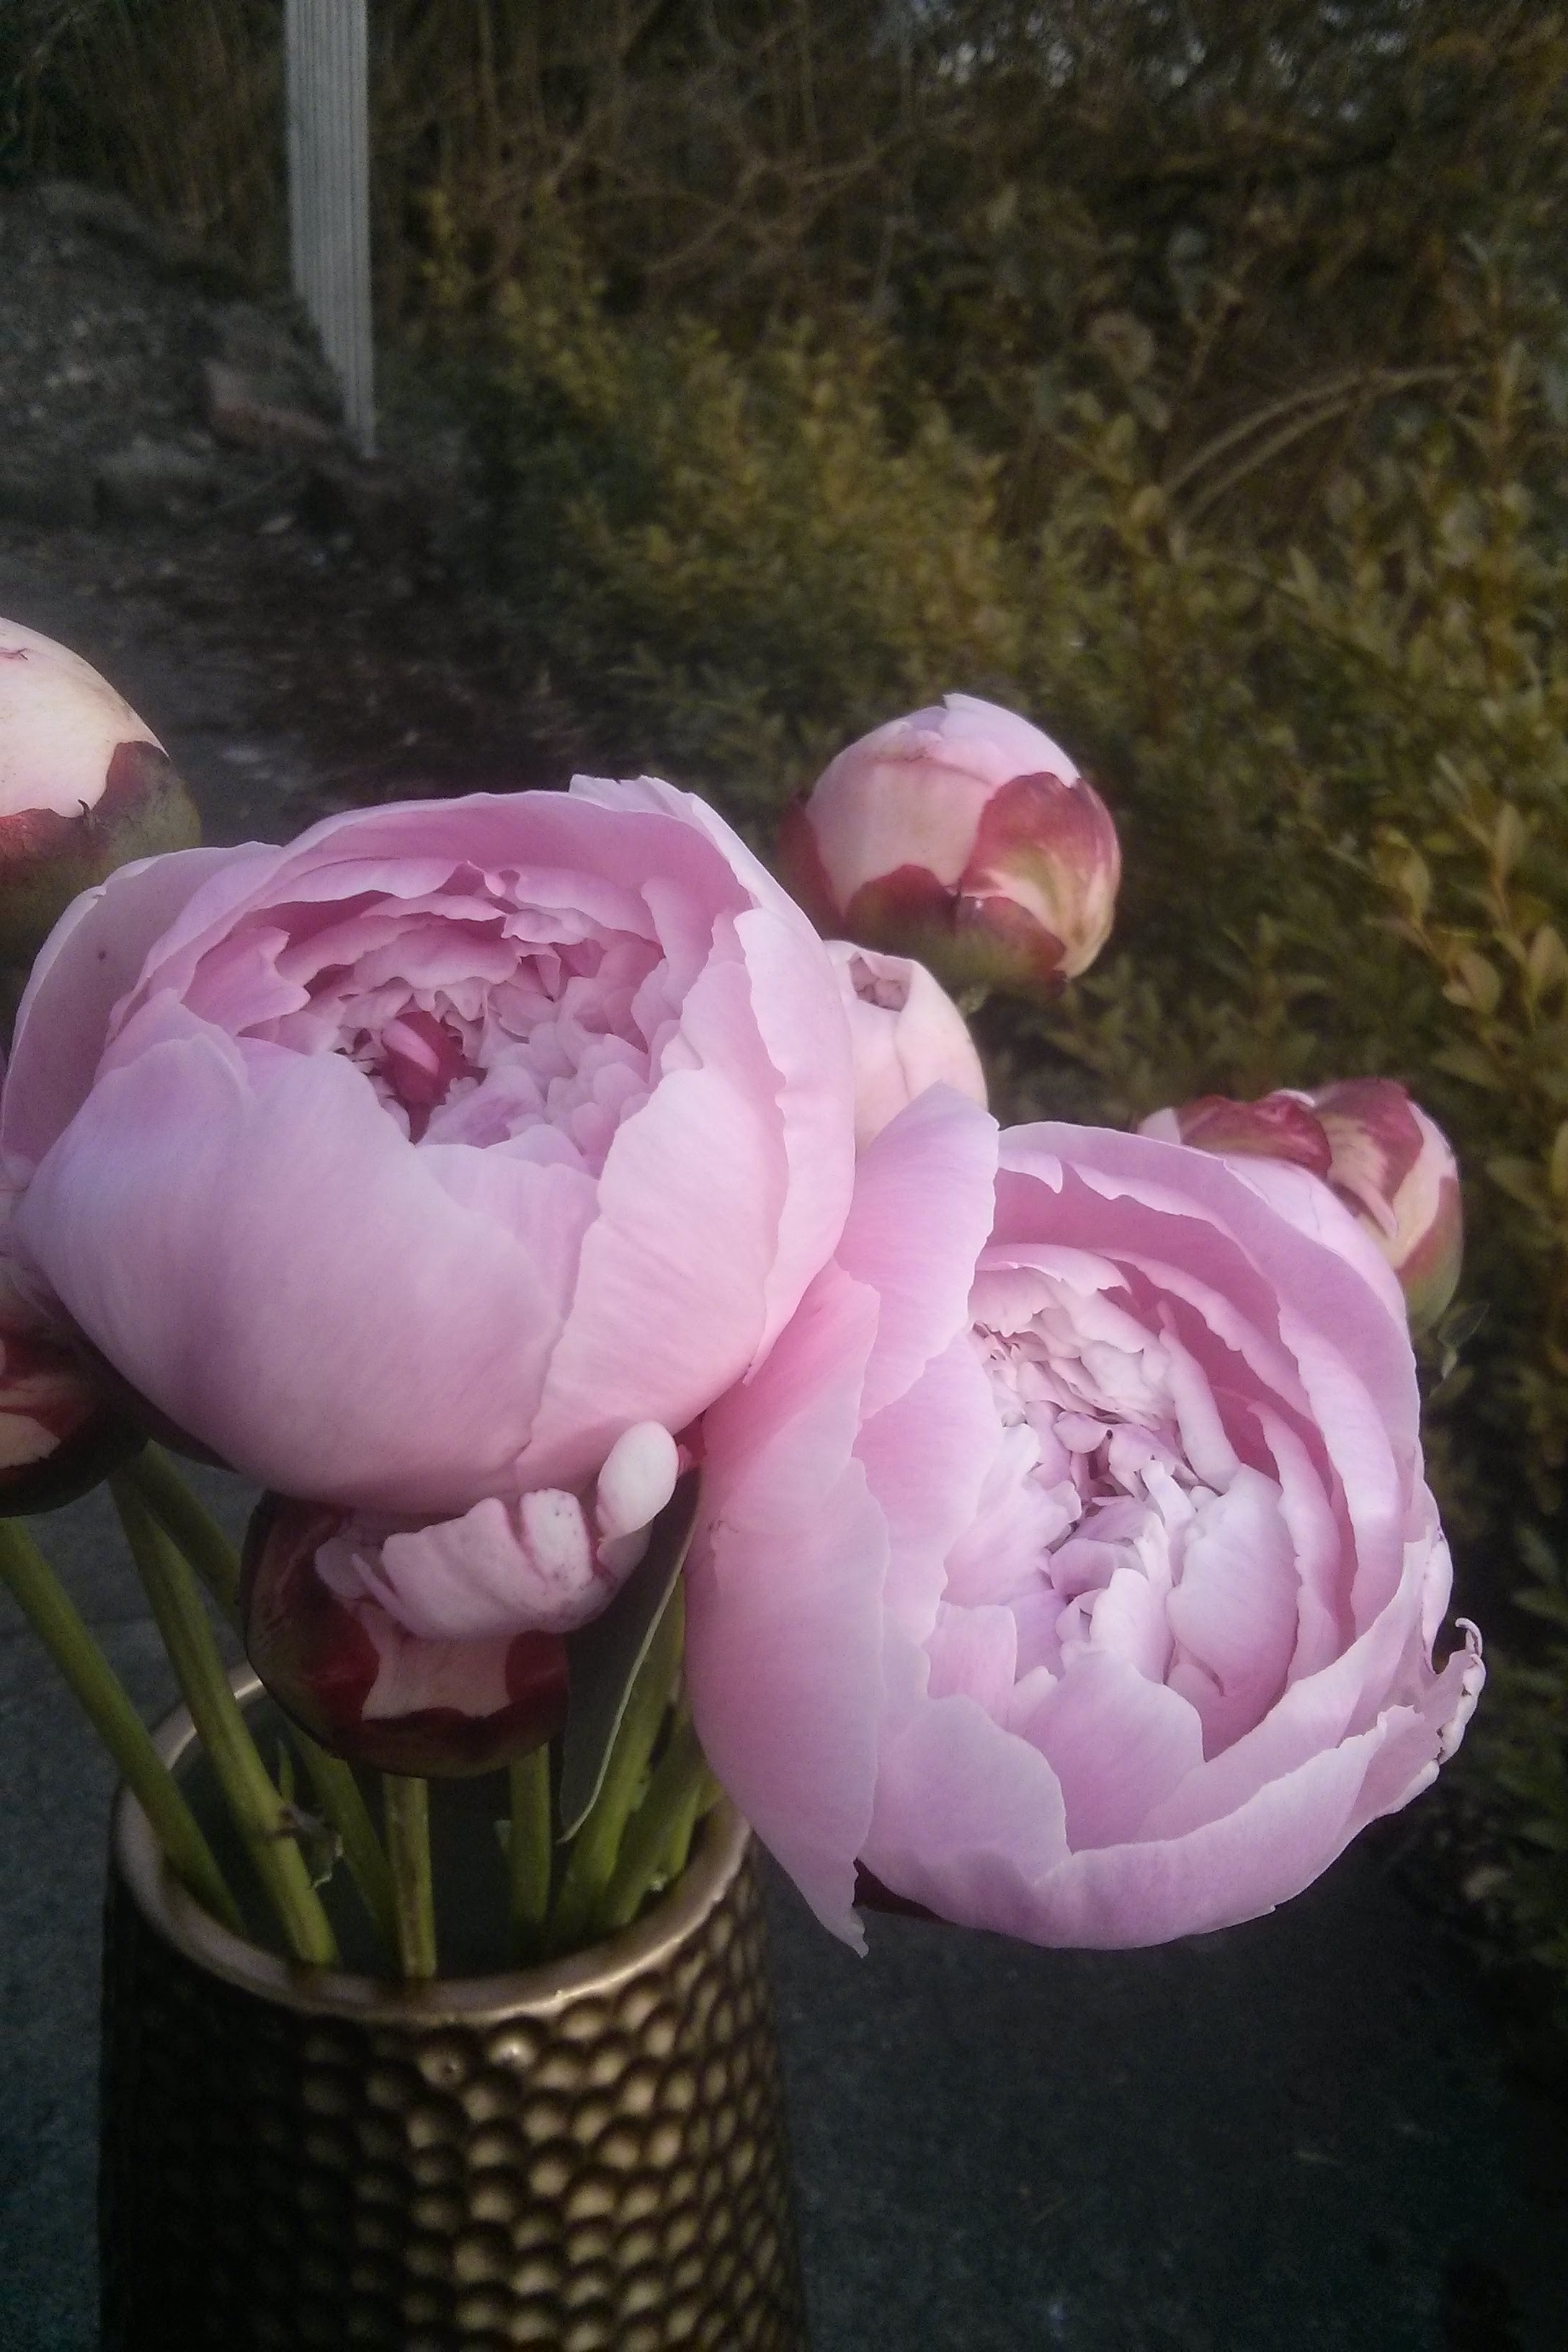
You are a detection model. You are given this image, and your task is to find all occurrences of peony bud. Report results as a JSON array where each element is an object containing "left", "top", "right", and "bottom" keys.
[
  {"left": 779, "top": 692, "right": 1120, "bottom": 999},
  {"left": 1143, "top": 1079, "right": 1464, "bottom": 1331},
  {"left": 827, "top": 940, "right": 988, "bottom": 1147},
  {"left": 0, "top": 618, "right": 200, "bottom": 985},
  {"left": 0, "top": 1182, "right": 136, "bottom": 1513},
  {"left": 243, "top": 1495, "right": 569, "bottom": 1778},
  {"left": 0, "top": 1307, "right": 135, "bottom": 1513}
]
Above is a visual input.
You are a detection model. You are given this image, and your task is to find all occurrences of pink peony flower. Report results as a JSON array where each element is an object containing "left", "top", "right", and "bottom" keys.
[
  {"left": 1, "top": 778, "right": 856, "bottom": 1639},
  {"left": 1142, "top": 1080, "right": 1464, "bottom": 1332},
  {"left": 778, "top": 692, "right": 1121, "bottom": 999},
  {"left": 827, "top": 940, "right": 987, "bottom": 1148},
  {"left": 685, "top": 1090, "right": 1481, "bottom": 1949},
  {"left": 243, "top": 1495, "right": 569, "bottom": 1777},
  {"left": 0, "top": 617, "right": 199, "bottom": 974}
]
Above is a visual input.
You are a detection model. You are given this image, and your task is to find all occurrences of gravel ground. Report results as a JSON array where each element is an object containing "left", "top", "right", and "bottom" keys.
[{"left": 1, "top": 174, "right": 1566, "bottom": 2352}]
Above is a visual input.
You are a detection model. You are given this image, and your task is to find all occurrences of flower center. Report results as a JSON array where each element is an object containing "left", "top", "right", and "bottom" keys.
[
  {"left": 226, "top": 868, "right": 672, "bottom": 1173},
  {"left": 933, "top": 1267, "right": 1308, "bottom": 1760}
]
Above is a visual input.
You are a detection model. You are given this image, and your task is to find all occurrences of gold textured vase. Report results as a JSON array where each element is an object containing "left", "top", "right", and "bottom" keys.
[{"left": 99, "top": 1676, "right": 807, "bottom": 2352}]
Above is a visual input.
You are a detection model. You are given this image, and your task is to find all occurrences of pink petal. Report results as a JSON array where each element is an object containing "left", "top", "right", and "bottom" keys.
[
  {"left": 863, "top": 1629, "right": 1071, "bottom": 1937},
  {"left": 4, "top": 843, "right": 273, "bottom": 1166},
  {"left": 1163, "top": 1468, "right": 1299, "bottom": 1752},
  {"left": 926, "top": 1603, "right": 1018, "bottom": 1716},
  {"left": 1015, "top": 1649, "right": 1206, "bottom": 1848},
  {"left": 517, "top": 961, "right": 780, "bottom": 1491},
  {"left": 806, "top": 729, "right": 994, "bottom": 900},
  {"left": 686, "top": 1263, "right": 886, "bottom": 1941},
  {"left": 18, "top": 1032, "right": 566, "bottom": 1511},
  {"left": 835, "top": 1086, "right": 998, "bottom": 1419},
  {"left": 857, "top": 1330, "right": 1001, "bottom": 1646},
  {"left": 1021, "top": 1730, "right": 1380, "bottom": 1946},
  {"left": 372, "top": 1491, "right": 605, "bottom": 1639},
  {"left": 732, "top": 905, "right": 856, "bottom": 1358}
]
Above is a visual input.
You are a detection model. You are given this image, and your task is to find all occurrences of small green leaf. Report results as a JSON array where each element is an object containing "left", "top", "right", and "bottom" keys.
[
  {"left": 558, "top": 1470, "right": 700, "bottom": 1840},
  {"left": 1431, "top": 1044, "right": 1504, "bottom": 1090}
]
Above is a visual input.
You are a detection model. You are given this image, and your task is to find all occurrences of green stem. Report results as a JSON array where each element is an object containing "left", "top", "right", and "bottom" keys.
[
  {"left": 291, "top": 1732, "right": 398, "bottom": 1959},
  {"left": 598, "top": 1711, "right": 713, "bottom": 1933},
  {"left": 122, "top": 1444, "right": 241, "bottom": 1613},
  {"left": 0, "top": 1517, "right": 242, "bottom": 1934},
  {"left": 110, "top": 1475, "right": 338, "bottom": 1966},
  {"left": 127, "top": 1448, "right": 396, "bottom": 1953},
  {"left": 549, "top": 1584, "right": 684, "bottom": 1952},
  {"left": 382, "top": 1775, "right": 437, "bottom": 1980},
  {"left": 507, "top": 1744, "right": 553, "bottom": 1961},
  {"left": 663, "top": 1768, "right": 714, "bottom": 1885}
]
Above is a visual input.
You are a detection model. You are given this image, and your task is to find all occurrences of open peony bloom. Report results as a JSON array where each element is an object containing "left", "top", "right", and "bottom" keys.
[
  {"left": 778, "top": 692, "right": 1121, "bottom": 999},
  {"left": 244, "top": 1495, "right": 569, "bottom": 1776},
  {"left": 685, "top": 1090, "right": 1482, "bottom": 1950},
  {"left": 827, "top": 940, "right": 986, "bottom": 1148},
  {"left": 1, "top": 780, "right": 856, "bottom": 1649},
  {"left": 0, "top": 617, "right": 199, "bottom": 977},
  {"left": 1141, "top": 1080, "right": 1464, "bottom": 1333}
]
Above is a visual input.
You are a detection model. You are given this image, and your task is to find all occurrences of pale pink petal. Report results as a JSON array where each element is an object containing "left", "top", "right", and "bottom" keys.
[
  {"left": 686, "top": 1264, "right": 886, "bottom": 1941},
  {"left": 857, "top": 1331, "right": 1002, "bottom": 1646},
  {"left": 369, "top": 1491, "right": 605, "bottom": 1640},
  {"left": 1163, "top": 1469, "right": 1300, "bottom": 1752},
  {"left": 863, "top": 1635, "right": 1072, "bottom": 1938},
  {"left": 825, "top": 940, "right": 987, "bottom": 1147},
  {"left": 517, "top": 963, "right": 780, "bottom": 1490},
  {"left": 926, "top": 1603, "right": 1018, "bottom": 1716},
  {"left": 806, "top": 733, "right": 994, "bottom": 900},
  {"left": 1015, "top": 1649, "right": 1206, "bottom": 1848},
  {"left": 732, "top": 905, "right": 856, "bottom": 1356},
  {"left": 594, "top": 1421, "right": 680, "bottom": 1540},
  {"left": 17, "top": 1033, "right": 564, "bottom": 1511},
  {"left": 1021, "top": 1731, "right": 1381, "bottom": 1947},
  {"left": 835, "top": 1087, "right": 999, "bottom": 1419},
  {"left": 3, "top": 844, "right": 272, "bottom": 1165}
]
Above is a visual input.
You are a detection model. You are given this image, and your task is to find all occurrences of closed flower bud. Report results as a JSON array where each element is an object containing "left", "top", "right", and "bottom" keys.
[
  {"left": 827, "top": 940, "right": 988, "bottom": 1147},
  {"left": 0, "top": 1308, "right": 133, "bottom": 1513},
  {"left": 242, "top": 1494, "right": 571, "bottom": 1778},
  {"left": 779, "top": 692, "right": 1121, "bottom": 999},
  {"left": 1142, "top": 1079, "right": 1464, "bottom": 1332},
  {"left": 241, "top": 1422, "right": 685, "bottom": 1775},
  {"left": 0, "top": 617, "right": 200, "bottom": 986},
  {"left": 0, "top": 1187, "right": 135, "bottom": 1513}
]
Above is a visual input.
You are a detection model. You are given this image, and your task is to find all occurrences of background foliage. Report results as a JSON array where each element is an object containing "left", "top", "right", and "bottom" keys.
[{"left": 12, "top": 0, "right": 1568, "bottom": 2010}]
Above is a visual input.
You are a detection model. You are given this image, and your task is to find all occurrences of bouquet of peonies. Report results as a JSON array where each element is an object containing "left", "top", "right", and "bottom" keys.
[{"left": 0, "top": 629, "right": 1481, "bottom": 1977}]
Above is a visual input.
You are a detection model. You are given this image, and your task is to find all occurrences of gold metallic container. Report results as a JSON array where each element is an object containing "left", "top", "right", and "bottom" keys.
[{"left": 100, "top": 1675, "right": 807, "bottom": 2351}]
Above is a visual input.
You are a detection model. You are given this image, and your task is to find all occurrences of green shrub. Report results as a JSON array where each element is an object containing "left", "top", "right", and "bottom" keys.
[{"left": 478, "top": 233, "right": 1024, "bottom": 825}]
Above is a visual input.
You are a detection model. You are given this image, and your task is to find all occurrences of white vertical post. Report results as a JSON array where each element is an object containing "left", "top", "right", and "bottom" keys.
[{"left": 285, "top": 0, "right": 375, "bottom": 460}]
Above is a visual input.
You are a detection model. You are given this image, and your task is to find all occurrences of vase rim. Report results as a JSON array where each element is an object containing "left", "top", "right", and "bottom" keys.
[{"left": 110, "top": 1666, "right": 752, "bottom": 2023}]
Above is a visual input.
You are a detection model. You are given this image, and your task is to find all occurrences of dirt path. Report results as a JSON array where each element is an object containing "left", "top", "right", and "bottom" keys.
[{"left": 0, "top": 178, "right": 572, "bottom": 847}]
